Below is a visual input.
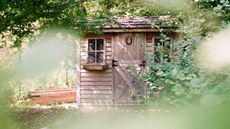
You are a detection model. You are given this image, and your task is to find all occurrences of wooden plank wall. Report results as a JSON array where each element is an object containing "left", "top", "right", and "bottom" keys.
[
  {"left": 145, "top": 33, "right": 155, "bottom": 62},
  {"left": 79, "top": 34, "right": 113, "bottom": 105}
]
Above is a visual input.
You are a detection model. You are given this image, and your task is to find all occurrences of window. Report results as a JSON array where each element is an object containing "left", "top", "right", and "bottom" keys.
[
  {"left": 87, "top": 39, "right": 104, "bottom": 64},
  {"left": 154, "top": 38, "right": 171, "bottom": 63}
]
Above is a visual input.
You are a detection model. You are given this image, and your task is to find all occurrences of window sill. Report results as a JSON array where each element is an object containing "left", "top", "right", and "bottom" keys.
[{"left": 83, "top": 64, "right": 109, "bottom": 71}]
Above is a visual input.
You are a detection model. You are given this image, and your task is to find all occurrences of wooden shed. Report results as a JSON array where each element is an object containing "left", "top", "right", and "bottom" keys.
[{"left": 76, "top": 16, "right": 179, "bottom": 108}]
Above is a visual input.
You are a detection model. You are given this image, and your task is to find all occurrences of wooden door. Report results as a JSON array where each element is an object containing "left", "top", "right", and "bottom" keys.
[{"left": 113, "top": 33, "right": 145, "bottom": 102}]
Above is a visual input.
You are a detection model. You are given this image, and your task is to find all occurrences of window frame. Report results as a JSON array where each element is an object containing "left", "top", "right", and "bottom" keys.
[
  {"left": 86, "top": 38, "right": 106, "bottom": 65},
  {"left": 153, "top": 36, "right": 172, "bottom": 63}
]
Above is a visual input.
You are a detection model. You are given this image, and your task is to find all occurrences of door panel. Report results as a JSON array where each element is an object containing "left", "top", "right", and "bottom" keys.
[{"left": 113, "top": 33, "right": 145, "bottom": 102}]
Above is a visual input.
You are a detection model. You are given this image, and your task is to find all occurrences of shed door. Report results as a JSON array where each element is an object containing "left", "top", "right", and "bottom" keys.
[{"left": 113, "top": 33, "right": 145, "bottom": 102}]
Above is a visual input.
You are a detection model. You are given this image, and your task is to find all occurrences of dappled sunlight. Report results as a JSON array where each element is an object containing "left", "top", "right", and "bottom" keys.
[
  {"left": 46, "top": 111, "right": 189, "bottom": 129},
  {"left": 12, "top": 33, "right": 74, "bottom": 76},
  {"left": 197, "top": 29, "right": 230, "bottom": 70},
  {"left": 0, "top": 30, "right": 79, "bottom": 129}
]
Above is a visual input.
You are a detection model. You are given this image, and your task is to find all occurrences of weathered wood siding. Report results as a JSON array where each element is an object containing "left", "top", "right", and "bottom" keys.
[
  {"left": 113, "top": 33, "right": 145, "bottom": 102},
  {"left": 145, "top": 33, "right": 155, "bottom": 62},
  {"left": 79, "top": 34, "right": 113, "bottom": 106}
]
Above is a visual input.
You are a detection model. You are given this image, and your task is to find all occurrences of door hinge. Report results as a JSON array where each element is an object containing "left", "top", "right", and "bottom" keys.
[{"left": 112, "top": 59, "right": 118, "bottom": 67}]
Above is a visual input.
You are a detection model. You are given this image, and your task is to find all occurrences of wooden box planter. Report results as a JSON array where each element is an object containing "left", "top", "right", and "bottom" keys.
[
  {"left": 83, "top": 64, "right": 109, "bottom": 71},
  {"left": 29, "top": 88, "right": 77, "bottom": 105}
]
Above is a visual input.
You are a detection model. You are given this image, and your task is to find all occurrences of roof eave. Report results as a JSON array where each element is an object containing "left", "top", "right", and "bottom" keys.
[{"left": 103, "top": 27, "right": 179, "bottom": 33}]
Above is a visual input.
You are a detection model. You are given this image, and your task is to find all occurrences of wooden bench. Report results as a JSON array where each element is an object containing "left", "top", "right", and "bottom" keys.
[{"left": 29, "top": 88, "right": 77, "bottom": 105}]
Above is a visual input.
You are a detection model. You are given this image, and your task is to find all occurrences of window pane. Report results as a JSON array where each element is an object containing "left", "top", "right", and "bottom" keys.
[
  {"left": 96, "top": 52, "right": 103, "bottom": 63},
  {"left": 88, "top": 39, "right": 95, "bottom": 50},
  {"left": 97, "top": 39, "right": 104, "bottom": 50},
  {"left": 88, "top": 52, "right": 95, "bottom": 63},
  {"left": 154, "top": 39, "right": 164, "bottom": 46},
  {"left": 154, "top": 38, "right": 171, "bottom": 63},
  {"left": 163, "top": 39, "right": 171, "bottom": 62},
  {"left": 154, "top": 38, "right": 163, "bottom": 63}
]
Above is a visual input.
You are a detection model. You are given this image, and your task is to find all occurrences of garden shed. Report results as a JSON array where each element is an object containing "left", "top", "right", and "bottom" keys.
[{"left": 76, "top": 16, "right": 180, "bottom": 108}]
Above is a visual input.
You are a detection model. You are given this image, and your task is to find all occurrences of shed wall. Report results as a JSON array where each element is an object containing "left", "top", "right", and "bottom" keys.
[
  {"left": 77, "top": 32, "right": 178, "bottom": 106},
  {"left": 79, "top": 34, "right": 113, "bottom": 105}
]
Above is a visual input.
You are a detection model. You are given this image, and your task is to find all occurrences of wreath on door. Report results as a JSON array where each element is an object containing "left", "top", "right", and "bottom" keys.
[{"left": 126, "top": 36, "right": 132, "bottom": 45}]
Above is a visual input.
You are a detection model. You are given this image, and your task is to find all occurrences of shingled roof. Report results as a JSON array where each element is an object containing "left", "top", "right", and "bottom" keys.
[
  {"left": 103, "top": 16, "right": 179, "bottom": 29},
  {"left": 84, "top": 16, "right": 180, "bottom": 33}
]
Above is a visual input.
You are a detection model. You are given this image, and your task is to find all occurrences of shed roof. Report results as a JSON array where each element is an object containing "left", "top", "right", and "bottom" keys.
[
  {"left": 103, "top": 16, "right": 179, "bottom": 29},
  {"left": 85, "top": 16, "right": 180, "bottom": 33}
]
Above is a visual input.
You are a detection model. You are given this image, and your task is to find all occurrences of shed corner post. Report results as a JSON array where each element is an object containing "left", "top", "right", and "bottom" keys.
[{"left": 75, "top": 38, "right": 81, "bottom": 107}]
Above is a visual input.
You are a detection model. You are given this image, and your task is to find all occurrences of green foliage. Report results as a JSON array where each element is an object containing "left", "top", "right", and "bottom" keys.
[
  {"left": 141, "top": 36, "right": 197, "bottom": 104},
  {"left": 139, "top": 33, "right": 230, "bottom": 107},
  {"left": 129, "top": 0, "right": 230, "bottom": 107},
  {"left": 195, "top": 0, "right": 230, "bottom": 22},
  {"left": 0, "top": 1, "right": 230, "bottom": 129},
  {"left": 0, "top": 0, "right": 88, "bottom": 47}
]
